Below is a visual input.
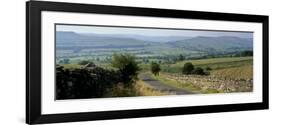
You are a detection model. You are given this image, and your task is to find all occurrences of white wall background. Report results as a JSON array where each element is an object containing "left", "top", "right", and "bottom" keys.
[{"left": 0, "top": 0, "right": 279, "bottom": 124}]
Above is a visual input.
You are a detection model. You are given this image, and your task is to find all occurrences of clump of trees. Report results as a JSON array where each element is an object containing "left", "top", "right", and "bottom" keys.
[
  {"left": 182, "top": 62, "right": 194, "bottom": 74},
  {"left": 182, "top": 62, "right": 207, "bottom": 75},
  {"left": 151, "top": 62, "right": 161, "bottom": 76},
  {"left": 240, "top": 50, "right": 253, "bottom": 56},
  {"left": 192, "top": 67, "right": 205, "bottom": 75},
  {"left": 178, "top": 54, "right": 185, "bottom": 61},
  {"left": 231, "top": 50, "right": 253, "bottom": 57}
]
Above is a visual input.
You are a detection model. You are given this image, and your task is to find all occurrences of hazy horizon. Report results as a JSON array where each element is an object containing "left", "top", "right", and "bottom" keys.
[{"left": 56, "top": 24, "right": 253, "bottom": 39}]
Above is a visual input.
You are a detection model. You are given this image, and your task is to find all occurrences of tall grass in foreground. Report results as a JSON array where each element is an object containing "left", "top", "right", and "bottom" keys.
[
  {"left": 135, "top": 81, "right": 173, "bottom": 96},
  {"left": 108, "top": 80, "right": 172, "bottom": 97}
]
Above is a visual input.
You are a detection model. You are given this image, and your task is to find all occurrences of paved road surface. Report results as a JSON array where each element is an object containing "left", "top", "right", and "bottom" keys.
[{"left": 139, "top": 73, "right": 195, "bottom": 95}]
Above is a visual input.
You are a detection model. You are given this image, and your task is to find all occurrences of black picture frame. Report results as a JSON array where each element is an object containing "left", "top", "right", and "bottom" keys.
[{"left": 26, "top": 1, "right": 269, "bottom": 124}]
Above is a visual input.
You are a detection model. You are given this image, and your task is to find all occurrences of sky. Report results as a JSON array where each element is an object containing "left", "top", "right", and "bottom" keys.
[{"left": 56, "top": 24, "right": 253, "bottom": 38}]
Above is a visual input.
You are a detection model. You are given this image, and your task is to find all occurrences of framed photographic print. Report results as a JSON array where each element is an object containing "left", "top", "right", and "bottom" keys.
[{"left": 26, "top": 1, "right": 269, "bottom": 124}]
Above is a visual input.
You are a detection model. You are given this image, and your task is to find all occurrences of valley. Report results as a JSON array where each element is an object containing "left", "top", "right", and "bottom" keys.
[{"left": 55, "top": 27, "right": 253, "bottom": 99}]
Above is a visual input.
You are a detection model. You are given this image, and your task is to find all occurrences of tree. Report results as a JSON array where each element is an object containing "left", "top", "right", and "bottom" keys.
[
  {"left": 158, "top": 60, "right": 162, "bottom": 64},
  {"left": 96, "top": 57, "right": 100, "bottom": 62},
  {"left": 240, "top": 50, "right": 253, "bottom": 56},
  {"left": 58, "top": 59, "right": 64, "bottom": 64},
  {"left": 182, "top": 62, "right": 194, "bottom": 75},
  {"left": 178, "top": 54, "right": 185, "bottom": 61},
  {"left": 151, "top": 62, "right": 161, "bottom": 76},
  {"left": 111, "top": 53, "right": 140, "bottom": 86},
  {"left": 192, "top": 67, "right": 205, "bottom": 75},
  {"left": 205, "top": 67, "right": 212, "bottom": 71},
  {"left": 142, "top": 58, "right": 149, "bottom": 64},
  {"left": 63, "top": 58, "right": 70, "bottom": 64}
]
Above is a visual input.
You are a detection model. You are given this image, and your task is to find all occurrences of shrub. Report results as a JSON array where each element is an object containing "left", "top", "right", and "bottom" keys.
[
  {"left": 192, "top": 67, "right": 205, "bottom": 75},
  {"left": 151, "top": 62, "right": 161, "bottom": 76},
  {"left": 206, "top": 67, "right": 212, "bottom": 71},
  {"left": 182, "top": 62, "right": 194, "bottom": 74}
]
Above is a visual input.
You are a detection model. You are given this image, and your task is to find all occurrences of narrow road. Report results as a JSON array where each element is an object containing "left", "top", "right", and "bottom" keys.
[{"left": 139, "top": 73, "right": 195, "bottom": 95}]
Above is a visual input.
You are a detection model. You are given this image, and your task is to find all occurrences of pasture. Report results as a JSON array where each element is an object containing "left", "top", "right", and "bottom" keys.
[{"left": 149, "top": 56, "right": 253, "bottom": 93}]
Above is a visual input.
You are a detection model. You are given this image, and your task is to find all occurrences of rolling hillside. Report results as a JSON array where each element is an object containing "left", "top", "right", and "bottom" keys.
[
  {"left": 168, "top": 36, "right": 253, "bottom": 53},
  {"left": 56, "top": 31, "right": 253, "bottom": 59}
]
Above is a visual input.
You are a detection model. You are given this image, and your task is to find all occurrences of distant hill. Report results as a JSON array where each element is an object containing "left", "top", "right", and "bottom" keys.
[
  {"left": 56, "top": 31, "right": 253, "bottom": 56},
  {"left": 56, "top": 31, "right": 153, "bottom": 48},
  {"left": 167, "top": 36, "right": 253, "bottom": 53},
  {"left": 84, "top": 33, "right": 191, "bottom": 43}
]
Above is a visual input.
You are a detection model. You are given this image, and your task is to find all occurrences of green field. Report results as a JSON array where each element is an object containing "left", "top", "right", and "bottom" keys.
[
  {"left": 62, "top": 56, "right": 253, "bottom": 81},
  {"left": 147, "top": 56, "right": 253, "bottom": 93},
  {"left": 139, "top": 57, "right": 252, "bottom": 75},
  {"left": 211, "top": 65, "right": 253, "bottom": 80},
  {"left": 159, "top": 57, "right": 253, "bottom": 75}
]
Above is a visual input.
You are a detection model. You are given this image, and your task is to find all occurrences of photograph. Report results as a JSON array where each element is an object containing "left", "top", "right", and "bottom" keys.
[
  {"left": 26, "top": 1, "right": 269, "bottom": 124},
  {"left": 55, "top": 24, "right": 254, "bottom": 100}
]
